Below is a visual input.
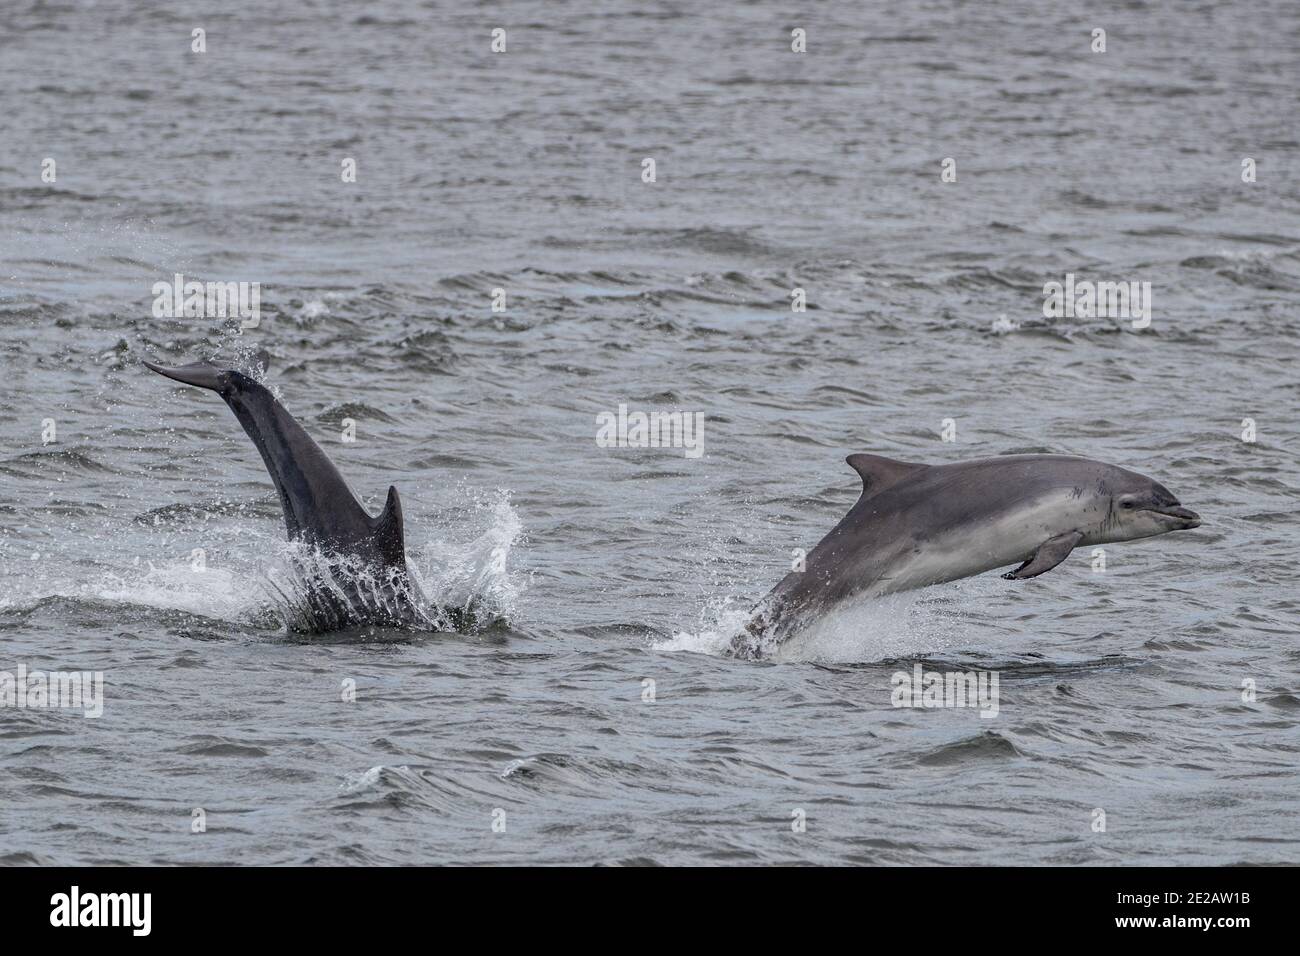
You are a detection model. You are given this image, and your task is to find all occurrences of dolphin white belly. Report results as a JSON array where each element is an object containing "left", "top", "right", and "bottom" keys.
[{"left": 866, "top": 491, "right": 1074, "bottom": 596}]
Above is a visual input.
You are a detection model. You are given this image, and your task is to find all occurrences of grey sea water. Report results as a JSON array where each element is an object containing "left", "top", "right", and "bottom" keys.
[{"left": 1, "top": 0, "right": 1298, "bottom": 865}]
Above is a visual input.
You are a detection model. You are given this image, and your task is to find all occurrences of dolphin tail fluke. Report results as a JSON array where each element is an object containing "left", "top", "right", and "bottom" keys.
[
  {"left": 143, "top": 359, "right": 226, "bottom": 391},
  {"left": 143, "top": 351, "right": 271, "bottom": 391}
]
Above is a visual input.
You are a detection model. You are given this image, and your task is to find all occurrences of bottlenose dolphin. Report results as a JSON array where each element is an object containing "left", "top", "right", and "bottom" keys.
[
  {"left": 144, "top": 355, "right": 433, "bottom": 632},
  {"left": 731, "top": 453, "right": 1201, "bottom": 659}
]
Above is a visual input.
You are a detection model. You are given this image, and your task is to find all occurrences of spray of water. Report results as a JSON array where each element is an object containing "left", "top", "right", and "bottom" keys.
[
  {"left": 254, "top": 493, "right": 525, "bottom": 634},
  {"left": 656, "top": 584, "right": 973, "bottom": 664},
  {"left": 2, "top": 491, "right": 526, "bottom": 637}
]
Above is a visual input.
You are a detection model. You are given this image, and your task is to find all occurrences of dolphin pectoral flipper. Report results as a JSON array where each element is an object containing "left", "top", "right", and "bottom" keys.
[{"left": 1001, "top": 530, "right": 1084, "bottom": 580}]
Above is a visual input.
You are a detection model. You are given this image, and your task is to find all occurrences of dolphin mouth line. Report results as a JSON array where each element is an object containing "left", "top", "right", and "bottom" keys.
[{"left": 1144, "top": 505, "right": 1202, "bottom": 528}]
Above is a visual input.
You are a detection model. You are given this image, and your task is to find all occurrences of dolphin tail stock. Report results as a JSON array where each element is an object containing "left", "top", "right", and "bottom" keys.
[
  {"left": 729, "top": 608, "right": 769, "bottom": 660},
  {"left": 142, "top": 350, "right": 403, "bottom": 561},
  {"left": 729, "top": 452, "right": 924, "bottom": 658},
  {"left": 729, "top": 589, "right": 799, "bottom": 660},
  {"left": 140, "top": 352, "right": 453, "bottom": 634}
]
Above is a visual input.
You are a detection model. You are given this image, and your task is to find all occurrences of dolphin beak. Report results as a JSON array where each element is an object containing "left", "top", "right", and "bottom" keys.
[
  {"left": 143, "top": 359, "right": 226, "bottom": 392},
  {"left": 1157, "top": 505, "right": 1201, "bottom": 529}
]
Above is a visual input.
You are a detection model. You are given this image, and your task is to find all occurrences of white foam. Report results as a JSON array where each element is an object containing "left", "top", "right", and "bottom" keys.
[
  {"left": 410, "top": 490, "right": 526, "bottom": 621},
  {"left": 657, "top": 584, "right": 974, "bottom": 664},
  {"left": 2, "top": 491, "right": 527, "bottom": 633},
  {"left": 93, "top": 560, "right": 256, "bottom": 622},
  {"left": 771, "top": 588, "right": 962, "bottom": 663},
  {"left": 339, "top": 765, "right": 409, "bottom": 794},
  {"left": 654, "top": 599, "right": 752, "bottom": 656}
]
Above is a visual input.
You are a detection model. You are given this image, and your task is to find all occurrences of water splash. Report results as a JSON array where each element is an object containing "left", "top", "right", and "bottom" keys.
[
  {"left": 93, "top": 559, "right": 258, "bottom": 623},
  {"left": 409, "top": 491, "right": 526, "bottom": 629},
  {"left": 653, "top": 598, "right": 753, "bottom": 657},
  {"left": 0, "top": 491, "right": 527, "bottom": 637},
  {"left": 262, "top": 544, "right": 447, "bottom": 633},
  {"left": 657, "top": 586, "right": 970, "bottom": 664}
]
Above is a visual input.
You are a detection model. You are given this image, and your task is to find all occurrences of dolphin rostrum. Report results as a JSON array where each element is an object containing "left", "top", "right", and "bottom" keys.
[
  {"left": 144, "top": 355, "right": 433, "bottom": 632},
  {"left": 732, "top": 453, "right": 1202, "bottom": 659}
]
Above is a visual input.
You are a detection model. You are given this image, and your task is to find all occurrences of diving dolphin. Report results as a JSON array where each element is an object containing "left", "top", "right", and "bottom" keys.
[
  {"left": 144, "top": 356, "right": 430, "bottom": 631},
  {"left": 731, "top": 453, "right": 1201, "bottom": 659}
]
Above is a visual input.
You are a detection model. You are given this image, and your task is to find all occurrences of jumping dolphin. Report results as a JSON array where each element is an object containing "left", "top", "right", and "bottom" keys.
[
  {"left": 144, "top": 355, "right": 433, "bottom": 632},
  {"left": 731, "top": 453, "right": 1201, "bottom": 659}
]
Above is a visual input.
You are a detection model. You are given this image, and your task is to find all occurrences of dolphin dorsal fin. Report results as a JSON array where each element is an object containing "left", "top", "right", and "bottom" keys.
[
  {"left": 372, "top": 485, "right": 406, "bottom": 565},
  {"left": 846, "top": 453, "right": 925, "bottom": 498}
]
